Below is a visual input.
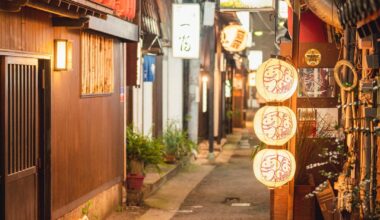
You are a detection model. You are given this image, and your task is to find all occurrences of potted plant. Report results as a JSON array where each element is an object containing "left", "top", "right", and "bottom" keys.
[
  {"left": 126, "top": 126, "right": 164, "bottom": 190},
  {"left": 162, "top": 122, "right": 197, "bottom": 163}
]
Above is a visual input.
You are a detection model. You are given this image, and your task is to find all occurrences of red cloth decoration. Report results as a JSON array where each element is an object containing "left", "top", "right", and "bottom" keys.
[
  {"left": 287, "top": 8, "right": 328, "bottom": 43},
  {"left": 115, "top": 0, "right": 136, "bottom": 20},
  {"left": 102, "top": 0, "right": 116, "bottom": 9}
]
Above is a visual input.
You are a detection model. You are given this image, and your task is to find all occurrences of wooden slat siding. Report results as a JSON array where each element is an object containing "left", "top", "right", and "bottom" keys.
[
  {"left": 0, "top": 8, "right": 124, "bottom": 218},
  {"left": 33, "top": 64, "right": 36, "bottom": 168},
  {"left": 51, "top": 28, "right": 123, "bottom": 216},
  {"left": 0, "top": 8, "right": 53, "bottom": 54},
  {"left": 8, "top": 64, "right": 12, "bottom": 175},
  {"left": 16, "top": 64, "right": 20, "bottom": 173},
  {"left": 26, "top": 65, "right": 30, "bottom": 169}
]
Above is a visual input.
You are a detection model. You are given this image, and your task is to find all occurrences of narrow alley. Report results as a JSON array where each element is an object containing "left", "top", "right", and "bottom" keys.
[
  {"left": 2, "top": 0, "right": 380, "bottom": 219},
  {"left": 109, "top": 131, "right": 269, "bottom": 220},
  {"left": 172, "top": 146, "right": 269, "bottom": 220}
]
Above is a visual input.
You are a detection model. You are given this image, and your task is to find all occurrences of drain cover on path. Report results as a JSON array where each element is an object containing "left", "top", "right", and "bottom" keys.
[{"left": 223, "top": 197, "right": 240, "bottom": 204}]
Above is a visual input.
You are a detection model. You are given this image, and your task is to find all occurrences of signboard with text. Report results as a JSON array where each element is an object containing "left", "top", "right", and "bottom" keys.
[
  {"left": 172, "top": 4, "right": 200, "bottom": 59},
  {"left": 219, "top": 0, "right": 274, "bottom": 11}
]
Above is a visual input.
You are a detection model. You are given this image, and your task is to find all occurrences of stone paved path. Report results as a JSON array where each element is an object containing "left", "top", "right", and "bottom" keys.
[
  {"left": 108, "top": 133, "right": 269, "bottom": 220},
  {"left": 172, "top": 147, "right": 270, "bottom": 220}
]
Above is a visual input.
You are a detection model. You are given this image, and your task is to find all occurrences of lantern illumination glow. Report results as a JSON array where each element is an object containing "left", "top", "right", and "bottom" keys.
[
  {"left": 254, "top": 31, "right": 263, "bottom": 36},
  {"left": 253, "top": 149, "right": 296, "bottom": 188},
  {"left": 278, "top": 0, "right": 288, "bottom": 19},
  {"left": 221, "top": 25, "right": 248, "bottom": 52},
  {"left": 253, "top": 106, "right": 297, "bottom": 146},
  {"left": 54, "top": 39, "right": 68, "bottom": 70},
  {"left": 256, "top": 57, "right": 298, "bottom": 102},
  {"left": 248, "top": 50, "right": 263, "bottom": 70},
  {"left": 202, "top": 75, "right": 208, "bottom": 113},
  {"left": 248, "top": 72, "right": 256, "bottom": 86}
]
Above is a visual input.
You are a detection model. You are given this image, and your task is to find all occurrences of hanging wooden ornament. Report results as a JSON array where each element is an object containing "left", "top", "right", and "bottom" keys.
[
  {"left": 253, "top": 106, "right": 297, "bottom": 146},
  {"left": 256, "top": 57, "right": 298, "bottom": 102},
  {"left": 253, "top": 149, "right": 296, "bottom": 188}
]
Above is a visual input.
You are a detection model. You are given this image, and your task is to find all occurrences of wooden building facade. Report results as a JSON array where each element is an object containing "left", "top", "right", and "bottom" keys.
[{"left": 0, "top": 1, "right": 138, "bottom": 219}]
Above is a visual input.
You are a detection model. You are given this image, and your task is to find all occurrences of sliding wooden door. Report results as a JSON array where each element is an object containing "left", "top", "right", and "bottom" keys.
[{"left": 1, "top": 56, "right": 39, "bottom": 220}]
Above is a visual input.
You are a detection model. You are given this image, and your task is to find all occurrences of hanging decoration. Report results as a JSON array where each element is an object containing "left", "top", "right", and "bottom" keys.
[
  {"left": 256, "top": 57, "right": 298, "bottom": 102},
  {"left": 304, "top": 48, "right": 321, "bottom": 67},
  {"left": 253, "top": 149, "right": 296, "bottom": 188},
  {"left": 253, "top": 106, "right": 297, "bottom": 146},
  {"left": 221, "top": 24, "right": 248, "bottom": 52}
]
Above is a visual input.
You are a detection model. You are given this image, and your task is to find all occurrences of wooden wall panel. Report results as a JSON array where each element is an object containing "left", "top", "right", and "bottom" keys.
[
  {"left": 0, "top": 8, "right": 124, "bottom": 218},
  {"left": 152, "top": 55, "right": 163, "bottom": 137},
  {"left": 0, "top": 8, "right": 53, "bottom": 54},
  {"left": 280, "top": 42, "right": 340, "bottom": 68},
  {"left": 51, "top": 28, "right": 123, "bottom": 217}
]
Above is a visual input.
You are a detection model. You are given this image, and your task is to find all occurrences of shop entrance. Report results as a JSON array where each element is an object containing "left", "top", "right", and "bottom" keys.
[{"left": 0, "top": 56, "right": 51, "bottom": 220}]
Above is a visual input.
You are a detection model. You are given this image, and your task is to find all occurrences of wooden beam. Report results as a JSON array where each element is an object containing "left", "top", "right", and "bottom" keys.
[
  {"left": 86, "top": 15, "right": 139, "bottom": 42},
  {"left": 52, "top": 17, "right": 88, "bottom": 28},
  {"left": 288, "top": 0, "right": 300, "bottom": 219}
]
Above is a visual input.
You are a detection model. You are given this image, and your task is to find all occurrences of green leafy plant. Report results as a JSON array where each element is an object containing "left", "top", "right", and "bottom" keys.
[
  {"left": 226, "top": 110, "right": 241, "bottom": 119},
  {"left": 250, "top": 142, "right": 266, "bottom": 160},
  {"left": 126, "top": 126, "right": 165, "bottom": 174},
  {"left": 162, "top": 122, "right": 197, "bottom": 160},
  {"left": 81, "top": 201, "right": 92, "bottom": 216}
]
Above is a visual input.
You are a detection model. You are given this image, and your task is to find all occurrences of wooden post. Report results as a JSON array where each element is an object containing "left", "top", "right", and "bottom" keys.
[
  {"left": 287, "top": 0, "right": 300, "bottom": 219},
  {"left": 208, "top": 25, "right": 215, "bottom": 157}
]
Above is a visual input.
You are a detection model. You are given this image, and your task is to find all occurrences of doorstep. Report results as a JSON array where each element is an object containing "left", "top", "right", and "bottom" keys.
[{"left": 141, "top": 157, "right": 190, "bottom": 199}]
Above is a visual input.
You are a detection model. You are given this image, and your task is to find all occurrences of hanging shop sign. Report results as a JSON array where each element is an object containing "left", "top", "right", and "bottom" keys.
[
  {"left": 256, "top": 57, "right": 298, "bottom": 102},
  {"left": 219, "top": 0, "right": 275, "bottom": 11},
  {"left": 221, "top": 25, "right": 248, "bottom": 52},
  {"left": 253, "top": 149, "right": 296, "bottom": 188},
  {"left": 253, "top": 106, "right": 297, "bottom": 146},
  {"left": 172, "top": 4, "right": 200, "bottom": 59},
  {"left": 143, "top": 55, "right": 156, "bottom": 82},
  {"left": 304, "top": 48, "right": 322, "bottom": 67}
]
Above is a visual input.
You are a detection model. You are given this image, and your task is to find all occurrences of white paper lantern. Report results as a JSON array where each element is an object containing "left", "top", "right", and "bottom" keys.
[
  {"left": 253, "top": 149, "right": 296, "bottom": 188},
  {"left": 254, "top": 106, "right": 297, "bottom": 146},
  {"left": 256, "top": 58, "right": 298, "bottom": 102},
  {"left": 221, "top": 24, "right": 248, "bottom": 52}
]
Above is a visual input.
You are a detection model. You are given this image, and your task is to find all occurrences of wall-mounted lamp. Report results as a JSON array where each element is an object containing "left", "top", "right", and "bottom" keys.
[
  {"left": 201, "top": 74, "right": 208, "bottom": 113},
  {"left": 254, "top": 31, "right": 264, "bottom": 37},
  {"left": 54, "top": 39, "right": 68, "bottom": 71}
]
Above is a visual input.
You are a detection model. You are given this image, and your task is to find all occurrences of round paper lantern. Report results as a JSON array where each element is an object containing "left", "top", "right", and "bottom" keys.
[
  {"left": 256, "top": 58, "right": 298, "bottom": 102},
  {"left": 221, "top": 25, "right": 248, "bottom": 52},
  {"left": 253, "top": 106, "right": 297, "bottom": 146},
  {"left": 253, "top": 149, "right": 296, "bottom": 188}
]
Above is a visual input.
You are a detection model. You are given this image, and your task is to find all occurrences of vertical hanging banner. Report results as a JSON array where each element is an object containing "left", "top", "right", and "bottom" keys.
[
  {"left": 172, "top": 4, "right": 200, "bottom": 59},
  {"left": 143, "top": 55, "right": 156, "bottom": 82}
]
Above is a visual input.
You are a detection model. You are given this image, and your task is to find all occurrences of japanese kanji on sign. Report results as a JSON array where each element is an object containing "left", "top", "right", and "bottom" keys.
[{"left": 172, "top": 4, "right": 200, "bottom": 59}]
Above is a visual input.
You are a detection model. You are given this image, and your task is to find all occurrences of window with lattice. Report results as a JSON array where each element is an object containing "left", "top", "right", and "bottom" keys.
[{"left": 81, "top": 32, "right": 114, "bottom": 96}]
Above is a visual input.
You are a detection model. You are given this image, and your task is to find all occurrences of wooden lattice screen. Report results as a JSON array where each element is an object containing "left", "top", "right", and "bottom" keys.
[
  {"left": 7, "top": 61, "right": 38, "bottom": 175},
  {"left": 81, "top": 32, "right": 114, "bottom": 96}
]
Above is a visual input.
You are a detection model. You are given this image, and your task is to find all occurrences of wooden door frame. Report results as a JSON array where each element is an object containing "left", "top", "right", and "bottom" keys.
[
  {"left": 38, "top": 59, "right": 51, "bottom": 220},
  {"left": 0, "top": 55, "right": 6, "bottom": 220},
  {"left": 0, "top": 54, "right": 51, "bottom": 220}
]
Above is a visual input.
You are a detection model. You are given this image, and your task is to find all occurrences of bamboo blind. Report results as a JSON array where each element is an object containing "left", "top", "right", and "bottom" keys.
[{"left": 81, "top": 32, "right": 114, "bottom": 95}]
